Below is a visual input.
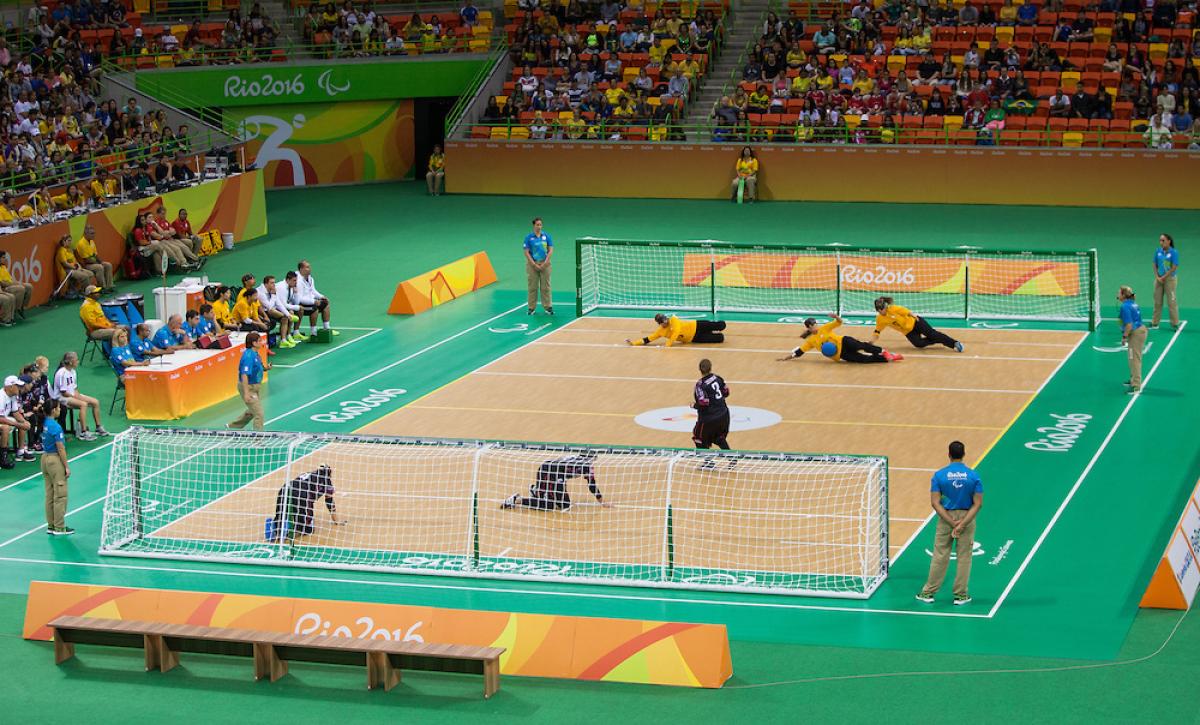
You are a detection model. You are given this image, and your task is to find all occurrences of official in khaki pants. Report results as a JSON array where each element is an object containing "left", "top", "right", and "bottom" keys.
[
  {"left": 0, "top": 250, "right": 33, "bottom": 322},
  {"left": 1151, "top": 233, "right": 1179, "bottom": 329},
  {"left": 227, "top": 332, "right": 269, "bottom": 431},
  {"left": 40, "top": 399, "right": 74, "bottom": 536},
  {"left": 917, "top": 441, "right": 983, "bottom": 606},
  {"left": 523, "top": 217, "right": 554, "bottom": 316},
  {"left": 1119, "top": 285, "right": 1148, "bottom": 394}
]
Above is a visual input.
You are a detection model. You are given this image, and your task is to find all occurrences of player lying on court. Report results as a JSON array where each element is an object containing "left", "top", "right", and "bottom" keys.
[
  {"left": 267, "top": 464, "right": 345, "bottom": 542},
  {"left": 625, "top": 313, "right": 727, "bottom": 346},
  {"left": 777, "top": 316, "right": 902, "bottom": 364},
  {"left": 872, "top": 297, "right": 964, "bottom": 352},
  {"left": 502, "top": 449, "right": 611, "bottom": 512}
]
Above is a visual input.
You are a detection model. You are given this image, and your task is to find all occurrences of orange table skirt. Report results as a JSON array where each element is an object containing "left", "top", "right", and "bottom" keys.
[{"left": 124, "top": 343, "right": 264, "bottom": 420}]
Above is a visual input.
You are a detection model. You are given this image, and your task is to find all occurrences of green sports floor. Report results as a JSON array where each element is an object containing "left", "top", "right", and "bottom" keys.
[{"left": 0, "top": 183, "right": 1198, "bottom": 722}]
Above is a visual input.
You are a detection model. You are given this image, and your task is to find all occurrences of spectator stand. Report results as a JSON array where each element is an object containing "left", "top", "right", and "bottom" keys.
[{"left": 471, "top": 0, "right": 731, "bottom": 141}]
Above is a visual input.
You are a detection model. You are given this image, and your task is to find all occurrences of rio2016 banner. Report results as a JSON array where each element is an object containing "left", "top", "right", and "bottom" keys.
[
  {"left": 23, "top": 581, "right": 733, "bottom": 688},
  {"left": 226, "top": 100, "right": 415, "bottom": 188},
  {"left": 134, "top": 59, "right": 489, "bottom": 108},
  {"left": 682, "top": 253, "right": 1082, "bottom": 297}
]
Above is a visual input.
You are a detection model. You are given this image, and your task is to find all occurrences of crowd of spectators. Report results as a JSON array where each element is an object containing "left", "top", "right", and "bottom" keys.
[
  {"left": 477, "top": 0, "right": 726, "bottom": 138},
  {"left": 301, "top": 0, "right": 495, "bottom": 57},
  {"left": 712, "top": 0, "right": 1200, "bottom": 147}
]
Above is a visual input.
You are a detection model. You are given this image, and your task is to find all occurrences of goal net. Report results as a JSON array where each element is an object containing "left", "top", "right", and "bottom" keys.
[
  {"left": 100, "top": 427, "right": 889, "bottom": 599},
  {"left": 577, "top": 239, "right": 1099, "bottom": 328}
]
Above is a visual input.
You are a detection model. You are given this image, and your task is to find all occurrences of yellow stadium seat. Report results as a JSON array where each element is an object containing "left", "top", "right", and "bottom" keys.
[
  {"left": 495, "top": 95, "right": 508, "bottom": 109},
  {"left": 994, "top": 26, "right": 1014, "bottom": 44},
  {"left": 647, "top": 96, "right": 661, "bottom": 106},
  {"left": 944, "top": 115, "right": 964, "bottom": 130},
  {"left": 845, "top": 115, "right": 861, "bottom": 129},
  {"left": 468, "top": 38, "right": 490, "bottom": 52},
  {"left": 1148, "top": 43, "right": 1168, "bottom": 61},
  {"left": 1062, "top": 132, "right": 1083, "bottom": 147},
  {"left": 1093, "top": 26, "right": 1111, "bottom": 43},
  {"left": 887, "top": 55, "right": 906, "bottom": 73},
  {"left": 478, "top": 10, "right": 493, "bottom": 23},
  {"left": 490, "top": 126, "right": 510, "bottom": 139},
  {"left": 1060, "top": 71, "right": 1081, "bottom": 92},
  {"left": 558, "top": 111, "right": 574, "bottom": 120},
  {"left": 509, "top": 126, "right": 530, "bottom": 139},
  {"left": 156, "top": 54, "right": 175, "bottom": 68}
]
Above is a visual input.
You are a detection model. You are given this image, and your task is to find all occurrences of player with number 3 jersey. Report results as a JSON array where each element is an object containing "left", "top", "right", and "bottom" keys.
[{"left": 693, "top": 359, "right": 731, "bottom": 450}]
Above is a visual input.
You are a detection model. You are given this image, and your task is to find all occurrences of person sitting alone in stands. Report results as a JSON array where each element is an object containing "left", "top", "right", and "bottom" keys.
[
  {"left": 426, "top": 144, "right": 445, "bottom": 196},
  {"left": 731, "top": 146, "right": 759, "bottom": 202},
  {"left": 55, "top": 234, "right": 95, "bottom": 299}
]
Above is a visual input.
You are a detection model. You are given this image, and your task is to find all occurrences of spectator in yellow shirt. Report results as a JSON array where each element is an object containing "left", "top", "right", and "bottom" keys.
[
  {"left": 52, "top": 183, "right": 87, "bottom": 211},
  {"left": 731, "top": 146, "right": 759, "bottom": 202},
  {"left": 80, "top": 285, "right": 122, "bottom": 343},
  {"left": 74, "top": 225, "right": 114, "bottom": 291},
  {"left": 648, "top": 38, "right": 666, "bottom": 66},
  {"left": 232, "top": 287, "right": 270, "bottom": 333},
  {"left": 90, "top": 169, "right": 120, "bottom": 205},
  {"left": 426, "top": 144, "right": 445, "bottom": 196},
  {"left": 0, "top": 195, "right": 17, "bottom": 226},
  {"left": 55, "top": 235, "right": 95, "bottom": 299},
  {"left": 0, "top": 251, "right": 33, "bottom": 322}
]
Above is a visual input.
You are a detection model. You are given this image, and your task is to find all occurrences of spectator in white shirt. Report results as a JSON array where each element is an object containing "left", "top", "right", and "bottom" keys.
[
  {"left": 1144, "top": 113, "right": 1175, "bottom": 149},
  {"left": 1, "top": 375, "right": 34, "bottom": 463},
  {"left": 258, "top": 275, "right": 300, "bottom": 348},
  {"left": 292, "top": 260, "right": 338, "bottom": 336},
  {"left": 51, "top": 351, "right": 107, "bottom": 441}
]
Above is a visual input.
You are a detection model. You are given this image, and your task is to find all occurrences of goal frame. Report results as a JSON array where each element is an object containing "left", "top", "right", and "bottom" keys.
[
  {"left": 575, "top": 238, "right": 1099, "bottom": 330},
  {"left": 100, "top": 427, "right": 890, "bottom": 599}
]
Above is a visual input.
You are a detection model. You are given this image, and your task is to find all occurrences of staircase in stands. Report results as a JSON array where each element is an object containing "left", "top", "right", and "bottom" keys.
[{"left": 683, "top": 0, "right": 771, "bottom": 138}]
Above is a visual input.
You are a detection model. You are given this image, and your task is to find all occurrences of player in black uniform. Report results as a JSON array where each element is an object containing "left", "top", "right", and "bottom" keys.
[
  {"left": 268, "top": 464, "right": 344, "bottom": 542},
  {"left": 692, "top": 359, "right": 731, "bottom": 458},
  {"left": 501, "top": 449, "right": 609, "bottom": 511}
]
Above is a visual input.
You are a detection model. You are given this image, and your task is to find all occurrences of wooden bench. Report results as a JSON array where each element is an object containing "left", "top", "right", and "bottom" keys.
[{"left": 49, "top": 616, "right": 504, "bottom": 698}]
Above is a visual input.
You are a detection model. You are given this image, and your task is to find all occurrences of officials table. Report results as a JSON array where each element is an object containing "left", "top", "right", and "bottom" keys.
[{"left": 123, "top": 333, "right": 267, "bottom": 420}]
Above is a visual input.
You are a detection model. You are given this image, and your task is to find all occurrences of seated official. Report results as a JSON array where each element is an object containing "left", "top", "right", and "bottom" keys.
[
  {"left": 236, "top": 273, "right": 258, "bottom": 303},
  {"left": 56, "top": 235, "right": 96, "bottom": 299},
  {"left": 171, "top": 208, "right": 205, "bottom": 256},
  {"left": 290, "top": 260, "right": 337, "bottom": 336},
  {"left": 182, "top": 309, "right": 204, "bottom": 339},
  {"left": 0, "top": 250, "right": 34, "bottom": 324},
  {"left": 258, "top": 275, "right": 297, "bottom": 347},
  {"left": 231, "top": 287, "right": 270, "bottom": 333},
  {"left": 74, "top": 225, "right": 114, "bottom": 291},
  {"left": 196, "top": 303, "right": 222, "bottom": 337},
  {"left": 0, "top": 374, "right": 33, "bottom": 463},
  {"left": 131, "top": 323, "right": 169, "bottom": 360},
  {"left": 210, "top": 286, "right": 236, "bottom": 329},
  {"left": 79, "top": 285, "right": 123, "bottom": 343},
  {"left": 108, "top": 327, "right": 150, "bottom": 381},
  {"left": 132, "top": 212, "right": 185, "bottom": 272},
  {"left": 152, "top": 314, "right": 192, "bottom": 351}
]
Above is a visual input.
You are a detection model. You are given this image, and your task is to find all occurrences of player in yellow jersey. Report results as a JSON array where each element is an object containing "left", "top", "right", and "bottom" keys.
[
  {"left": 626, "top": 313, "right": 727, "bottom": 346},
  {"left": 777, "top": 316, "right": 901, "bottom": 363},
  {"left": 871, "top": 297, "right": 964, "bottom": 352}
]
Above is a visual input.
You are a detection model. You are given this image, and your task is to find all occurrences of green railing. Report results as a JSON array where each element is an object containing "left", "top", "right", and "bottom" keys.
[
  {"left": 462, "top": 119, "right": 1200, "bottom": 150},
  {"left": 445, "top": 38, "right": 509, "bottom": 137}
]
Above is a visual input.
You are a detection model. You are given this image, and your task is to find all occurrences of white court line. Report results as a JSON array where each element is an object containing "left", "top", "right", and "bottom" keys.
[
  {"left": 270, "top": 327, "right": 384, "bottom": 369},
  {"left": 474, "top": 371, "right": 1035, "bottom": 395},
  {"left": 886, "top": 331, "right": 1090, "bottom": 572},
  {"left": 986, "top": 321, "right": 1188, "bottom": 618},
  {"left": 531, "top": 341, "right": 1068, "bottom": 362},
  {"left": 562, "top": 327, "right": 1080, "bottom": 347},
  {"left": 0, "top": 303, "right": 533, "bottom": 502},
  {"left": 0, "top": 556, "right": 988, "bottom": 618}
]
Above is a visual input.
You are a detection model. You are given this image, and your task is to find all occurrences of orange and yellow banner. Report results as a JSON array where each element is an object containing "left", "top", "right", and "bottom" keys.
[
  {"left": 24, "top": 582, "right": 732, "bottom": 688},
  {"left": 388, "top": 251, "right": 498, "bottom": 315},
  {"left": 682, "top": 253, "right": 1081, "bottom": 297}
]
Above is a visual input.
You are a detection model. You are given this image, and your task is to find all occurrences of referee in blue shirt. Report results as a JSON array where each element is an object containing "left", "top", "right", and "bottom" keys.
[
  {"left": 40, "top": 398, "right": 73, "bottom": 535},
  {"left": 523, "top": 217, "right": 553, "bottom": 316},
  {"left": 1119, "top": 285, "right": 1148, "bottom": 394},
  {"left": 227, "top": 332, "right": 269, "bottom": 431},
  {"left": 917, "top": 441, "right": 983, "bottom": 606}
]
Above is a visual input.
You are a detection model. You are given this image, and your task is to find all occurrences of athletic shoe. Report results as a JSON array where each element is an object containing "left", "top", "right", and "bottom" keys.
[
  {"left": 915, "top": 592, "right": 935, "bottom": 603},
  {"left": 47, "top": 527, "right": 76, "bottom": 536},
  {"left": 95, "top": 426, "right": 111, "bottom": 437},
  {"left": 527, "top": 308, "right": 535, "bottom": 315},
  {"left": 501, "top": 495, "right": 517, "bottom": 510},
  {"left": 19, "top": 449, "right": 35, "bottom": 462},
  {"left": 891, "top": 353, "right": 904, "bottom": 361},
  {"left": 954, "top": 341, "right": 964, "bottom": 353},
  {"left": 77, "top": 431, "right": 96, "bottom": 441},
  {"left": 1127, "top": 386, "right": 1141, "bottom": 395},
  {"left": 293, "top": 330, "right": 309, "bottom": 341},
  {"left": 279, "top": 338, "right": 296, "bottom": 349},
  {"left": 953, "top": 594, "right": 972, "bottom": 606},
  {"left": 330, "top": 329, "right": 340, "bottom": 336},
  {"left": 545, "top": 308, "right": 554, "bottom": 316},
  {"left": 31, "top": 441, "right": 43, "bottom": 452},
  {"left": 1148, "top": 324, "right": 1159, "bottom": 330}
]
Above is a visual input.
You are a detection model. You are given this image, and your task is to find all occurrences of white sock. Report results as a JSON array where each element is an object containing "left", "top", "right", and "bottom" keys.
[
  {"left": 310, "top": 327, "right": 317, "bottom": 335},
  {"left": 323, "top": 321, "right": 331, "bottom": 330}
]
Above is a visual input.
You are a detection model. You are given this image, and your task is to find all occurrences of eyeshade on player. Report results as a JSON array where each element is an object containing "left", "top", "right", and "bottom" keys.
[
  {"left": 267, "top": 464, "right": 345, "bottom": 542},
  {"left": 777, "top": 316, "right": 903, "bottom": 364},
  {"left": 501, "top": 449, "right": 611, "bottom": 512},
  {"left": 625, "top": 313, "right": 727, "bottom": 347}
]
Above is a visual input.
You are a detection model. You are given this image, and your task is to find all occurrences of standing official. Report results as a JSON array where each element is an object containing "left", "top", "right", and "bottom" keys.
[
  {"left": 40, "top": 398, "right": 73, "bottom": 535},
  {"left": 1151, "top": 233, "right": 1179, "bottom": 330},
  {"left": 524, "top": 217, "right": 553, "bottom": 316},
  {"left": 916, "top": 441, "right": 983, "bottom": 606},
  {"left": 1119, "top": 285, "right": 1147, "bottom": 394},
  {"left": 227, "top": 332, "right": 269, "bottom": 431},
  {"left": 692, "top": 359, "right": 731, "bottom": 458}
]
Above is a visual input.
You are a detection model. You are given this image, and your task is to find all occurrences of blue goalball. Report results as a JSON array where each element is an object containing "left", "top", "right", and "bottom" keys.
[{"left": 821, "top": 341, "right": 837, "bottom": 358}]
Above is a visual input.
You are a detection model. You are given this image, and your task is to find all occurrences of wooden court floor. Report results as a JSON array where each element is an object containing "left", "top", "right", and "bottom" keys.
[{"left": 359, "top": 317, "right": 1086, "bottom": 558}]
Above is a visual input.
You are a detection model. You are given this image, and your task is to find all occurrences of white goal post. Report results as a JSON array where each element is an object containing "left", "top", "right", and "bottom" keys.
[
  {"left": 100, "top": 428, "right": 890, "bottom": 598},
  {"left": 576, "top": 239, "right": 1099, "bottom": 328}
]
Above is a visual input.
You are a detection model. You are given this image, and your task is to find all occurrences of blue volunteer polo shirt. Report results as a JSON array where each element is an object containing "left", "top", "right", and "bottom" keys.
[
  {"left": 239, "top": 347, "right": 265, "bottom": 385},
  {"left": 42, "top": 417, "right": 64, "bottom": 453},
  {"left": 1120, "top": 298, "right": 1143, "bottom": 330},
  {"left": 524, "top": 231, "right": 552, "bottom": 263},
  {"left": 1155, "top": 247, "right": 1179, "bottom": 278},
  {"left": 931, "top": 462, "right": 983, "bottom": 511},
  {"left": 109, "top": 345, "right": 135, "bottom": 377},
  {"left": 153, "top": 326, "right": 186, "bottom": 349}
]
